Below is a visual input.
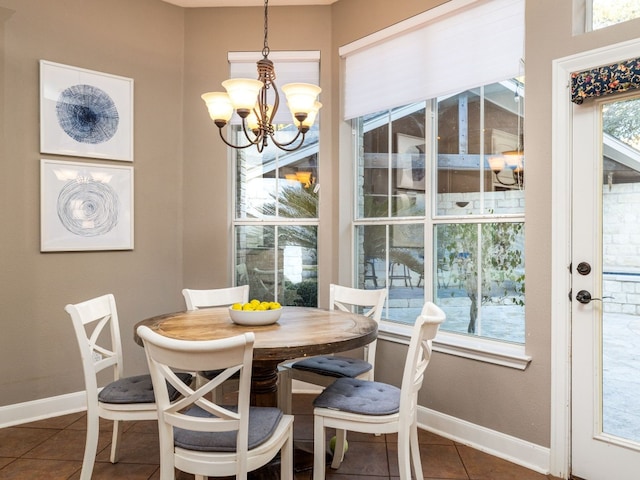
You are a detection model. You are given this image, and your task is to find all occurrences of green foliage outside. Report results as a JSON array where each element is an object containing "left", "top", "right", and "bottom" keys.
[{"left": 437, "top": 222, "right": 525, "bottom": 333}]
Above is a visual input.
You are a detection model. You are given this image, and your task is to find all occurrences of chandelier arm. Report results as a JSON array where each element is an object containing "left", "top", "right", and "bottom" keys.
[
  {"left": 269, "top": 126, "right": 306, "bottom": 148},
  {"left": 492, "top": 170, "right": 523, "bottom": 188},
  {"left": 217, "top": 126, "right": 258, "bottom": 150},
  {"left": 268, "top": 130, "right": 307, "bottom": 152},
  {"left": 239, "top": 118, "right": 263, "bottom": 145}
]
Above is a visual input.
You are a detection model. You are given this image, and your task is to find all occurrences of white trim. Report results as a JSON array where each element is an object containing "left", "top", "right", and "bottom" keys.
[
  {"left": 418, "top": 405, "right": 551, "bottom": 475},
  {"left": 338, "top": 0, "right": 477, "bottom": 57},
  {"left": 380, "top": 322, "right": 532, "bottom": 370},
  {"left": 0, "top": 391, "right": 87, "bottom": 428},
  {"left": 551, "top": 37, "right": 640, "bottom": 479},
  {"left": 227, "top": 50, "right": 320, "bottom": 62}
]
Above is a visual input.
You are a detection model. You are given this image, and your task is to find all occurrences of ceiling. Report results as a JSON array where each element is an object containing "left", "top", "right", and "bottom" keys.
[{"left": 161, "top": 0, "right": 337, "bottom": 6}]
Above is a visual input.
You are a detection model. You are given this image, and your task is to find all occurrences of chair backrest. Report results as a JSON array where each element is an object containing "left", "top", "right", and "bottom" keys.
[
  {"left": 399, "top": 301, "right": 445, "bottom": 418},
  {"left": 329, "top": 284, "right": 386, "bottom": 321},
  {"left": 182, "top": 285, "right": 250, "bottom": 310},
  {"left": 65, "top": 294, "right": 124, "bottom": 394},
  {"left": 329, "top": 283, "right": 387, "bottom": 372},
  {"left": 137, "top": 325, "right": 255, "bottom": 475}
]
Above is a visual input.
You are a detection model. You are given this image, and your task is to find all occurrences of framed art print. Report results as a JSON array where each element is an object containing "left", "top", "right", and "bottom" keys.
[
  {"left": 40, "top": 60, "right": 133, "bottom": 161},
  {"left": 41, "top": 159, "right": 134, "bottom": 251}
]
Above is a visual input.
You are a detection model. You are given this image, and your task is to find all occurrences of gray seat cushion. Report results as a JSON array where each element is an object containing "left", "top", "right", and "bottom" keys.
[
  {"left": 173, "top": 405, "right": 283, "bottom": 452},
  {"left": 291, "top": 355, "right": 372, "bottom": 378},
  {"left": 313, "top": 377, "right": 401, "bottom": 415},
  {"left": 200, "top": 369, "right": 240, "bottom": 381},
  {"left": 98, "top": 372, "right": 193, "bottom": 404}
]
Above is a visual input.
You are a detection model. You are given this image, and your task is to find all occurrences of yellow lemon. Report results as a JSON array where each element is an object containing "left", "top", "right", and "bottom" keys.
[
  {"left": 242, "top": 303, "right": 254, "bottom": 311},
  {"left": 250, "top": 299, "right": 260, "bottom": 306},
  {"left": 255, "top": 304, "right": 268, "bottom": 311},
  {"left": 270, "top": 302, "right": 281, "bottom": 310},
  {"left": 231, "top": 303, "right": 242, "bottom": 310}
]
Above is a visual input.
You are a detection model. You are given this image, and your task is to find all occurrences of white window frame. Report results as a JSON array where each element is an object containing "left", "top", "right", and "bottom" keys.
[{"left": 342, "top": 1, "right": 531, "bottom": 369}]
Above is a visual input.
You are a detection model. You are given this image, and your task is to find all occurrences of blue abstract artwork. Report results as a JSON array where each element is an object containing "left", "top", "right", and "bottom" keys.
[
  {"left": 56, "top": 84, "right": 120, "bottom": 144},
  {"left": 57, "top": 176, "right": 120, "bottom": 237},
  {"left": 41, "top": 159, "right": 134, "bottom": 251},
  {"left": 40, "top": 60, "right": 133, "bottom": 161}
]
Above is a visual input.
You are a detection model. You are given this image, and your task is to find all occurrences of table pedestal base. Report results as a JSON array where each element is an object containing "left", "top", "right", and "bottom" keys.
[{"left": 250, "top": 360, "right": 280, "bottom": 407}]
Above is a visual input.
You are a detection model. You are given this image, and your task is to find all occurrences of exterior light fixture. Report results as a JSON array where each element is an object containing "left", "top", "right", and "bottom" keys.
[{"left": 201, "top": 0, "right": 322, "bottom": 153}]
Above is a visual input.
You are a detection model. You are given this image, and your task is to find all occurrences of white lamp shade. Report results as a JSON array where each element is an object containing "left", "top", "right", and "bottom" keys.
[
  {"left": 282, "top": 83, "right": 321, "bottom": 115},
  {"left": 292, "top": 100, "right": 322, "bottom": 127},
  {"left": 201, "top": 92, "right": 234, "bottom": 122},
  {"left": 222, "top": 78, "right": 263, "bottom": 111},
  {"left": 488, "top": 156, "right": 506, "bottom": 172}
]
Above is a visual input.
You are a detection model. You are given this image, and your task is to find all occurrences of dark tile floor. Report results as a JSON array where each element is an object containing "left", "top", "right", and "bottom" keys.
[{"left": 0, "top": 394, "right": 560, "bottom": 480}]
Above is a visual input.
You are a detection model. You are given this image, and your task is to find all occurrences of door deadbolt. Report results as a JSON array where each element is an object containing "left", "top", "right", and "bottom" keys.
[{"left": 576, "top": 262, "right": 591, "bottom": 275}]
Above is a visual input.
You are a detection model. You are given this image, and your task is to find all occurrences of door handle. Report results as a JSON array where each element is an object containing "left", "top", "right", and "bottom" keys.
[{"left": 575, "top": 290, "right": 613, "bottom": 304}]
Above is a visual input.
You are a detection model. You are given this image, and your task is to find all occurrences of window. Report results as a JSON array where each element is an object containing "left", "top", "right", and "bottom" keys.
[
  {"left": 232, "top": 52, "right": 320, "bottom": 306},
  {"left": 234, "top": 129, "right": 319, "bottom": 306},
  {"left": 342, "top": 0, "right": 525, "bottom": 349},
  {"left": 590, "top": 0, "right": 640, "bottom": 30},
  {"left": 354, "top": 81, "right": 525, "bottom": 344}
]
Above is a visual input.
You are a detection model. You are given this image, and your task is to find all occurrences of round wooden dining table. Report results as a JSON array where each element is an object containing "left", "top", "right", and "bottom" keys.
[{"left": 134, "top": 305, "right": 378, "bottom": 407}]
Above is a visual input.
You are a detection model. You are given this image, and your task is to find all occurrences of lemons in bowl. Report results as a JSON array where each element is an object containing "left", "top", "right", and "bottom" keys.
[{"left": 228, "top": 299, "right": 282, "bottom": 325}]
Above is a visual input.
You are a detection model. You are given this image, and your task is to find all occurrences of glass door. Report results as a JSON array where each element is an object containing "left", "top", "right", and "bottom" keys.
[{"left": 571, "top": 95, "right": 640, "bottom": 479}]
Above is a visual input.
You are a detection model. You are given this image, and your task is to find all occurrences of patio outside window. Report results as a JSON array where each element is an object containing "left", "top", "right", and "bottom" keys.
[
  {"left": 233, "top": 123, "right": 319, "bottom": 307},
  {"left": 354, "top": 80, "right": 525, "bottom": 344}
]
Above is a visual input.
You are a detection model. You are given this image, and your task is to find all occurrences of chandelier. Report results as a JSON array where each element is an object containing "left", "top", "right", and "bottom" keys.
[{"left": 201, "top": 0, "right": 322, "bottom": 153}]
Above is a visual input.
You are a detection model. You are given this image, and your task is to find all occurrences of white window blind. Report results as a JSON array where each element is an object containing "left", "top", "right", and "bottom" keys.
[
  {"left": 228, "top": 51, "right": 320, "bottom": 124},
  {"left": 339, "top": 0, "right": 524, "bottom": 120}
]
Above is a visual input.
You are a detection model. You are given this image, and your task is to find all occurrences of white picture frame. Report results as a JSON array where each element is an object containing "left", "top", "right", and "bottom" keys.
[
  {"left": 40, "top": 159, "right": 134, "bottom": 252},
  {"left": 40, "top": 60, "right": 134, "bottom": 161}
]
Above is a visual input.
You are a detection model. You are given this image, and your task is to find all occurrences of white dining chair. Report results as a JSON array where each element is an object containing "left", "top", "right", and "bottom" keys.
[
  {"left": 65, "top": 294, "right": 192, "bottom": 480},
  {"left": 312, "top": 301, "right": 445, "bottom": 480},
  {"left": 277, "top": 284, "right": 386, "bottom": 414},
  {"left": 137, "top": 325, "right": 294, "bottom": 480},
  {"left": 182, "top": 285, "right": 250, "bottom": 401},
  {"left": 181, "top": 285, "right": 249, "bottom": 311}
]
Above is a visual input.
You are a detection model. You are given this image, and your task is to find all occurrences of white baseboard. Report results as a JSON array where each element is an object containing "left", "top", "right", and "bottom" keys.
[
  {"left": 418, "top": 406, "right": 551, "bottom": 476},
  {"left": 0, "top": 391, "right": 87, "bottom": 428},
  {"left": 1, "top": 388, "right": 551, "bottom": 478}
]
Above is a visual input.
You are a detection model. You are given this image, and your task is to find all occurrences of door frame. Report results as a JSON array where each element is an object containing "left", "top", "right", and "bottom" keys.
[{"left": 551, "top": 37, "right": 640, "bottom": 478}]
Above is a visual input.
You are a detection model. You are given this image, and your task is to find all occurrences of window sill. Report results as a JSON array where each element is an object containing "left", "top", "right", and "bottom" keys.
[{"left": 379, "top": 322, "right": 532, "bottom": 370}]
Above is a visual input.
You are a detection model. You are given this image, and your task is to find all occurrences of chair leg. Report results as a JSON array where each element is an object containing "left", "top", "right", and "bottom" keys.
[
  {"left": 330, "top": 429, "right": 348, "bottom": 469},
  {"left": 313, "top": 415, "right": 326, "bottom": 480},
  {"left": 281, "top": 423, "right": 294, "bottom": 480},
  {"left": 80, "top": 411, "right": 99, "bottom": 480},
  {"left": 158, "top": 423, "right": 176, "bottom": 480},
  {"left": 410, "top": 423, "right": 424, "bottom": 480},
  {"left": 277, "top": 368, "right": 293, "bottom": 414},
  {"left": 110, "top": 419, "right": 123, "bottom": 463},
  {"left": 397, "top": 426, "right": 412, "bottom": 480}
]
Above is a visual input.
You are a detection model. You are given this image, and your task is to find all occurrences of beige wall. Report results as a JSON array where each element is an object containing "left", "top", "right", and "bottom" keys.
[
  {"left": 2, "top": 0, "right": 640, "bottom": 455},
  {"left": 0, "top": 0, "right": 186, "bottom": 405}
]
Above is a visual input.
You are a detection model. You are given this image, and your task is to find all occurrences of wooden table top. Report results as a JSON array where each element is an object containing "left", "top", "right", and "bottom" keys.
[{"left": 134, "top": 306, "right": 378, "bottom": 362}]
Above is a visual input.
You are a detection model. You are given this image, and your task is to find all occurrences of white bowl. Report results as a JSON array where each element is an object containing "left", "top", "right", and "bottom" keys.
[{"left": 228, "top": 306, "right": 282, "bottom": 326}]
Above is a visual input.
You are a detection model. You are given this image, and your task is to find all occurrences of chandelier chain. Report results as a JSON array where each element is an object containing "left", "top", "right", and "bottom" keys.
[{"left": 262, "top": 0, "right": 270, "bottom": 58}]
